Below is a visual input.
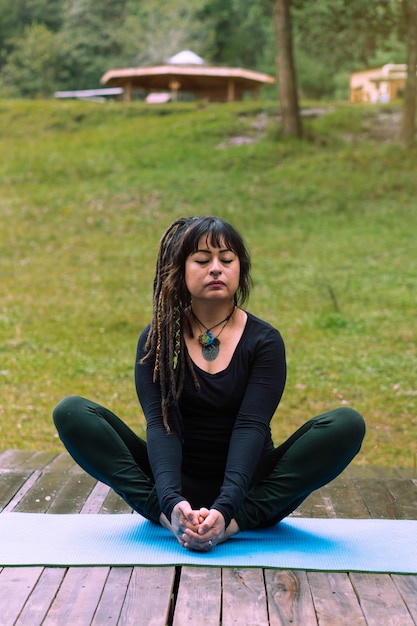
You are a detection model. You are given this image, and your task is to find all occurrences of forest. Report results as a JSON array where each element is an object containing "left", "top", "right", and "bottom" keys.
[{"left": 0, "top": 0, "right": 408, "bottom": 101}]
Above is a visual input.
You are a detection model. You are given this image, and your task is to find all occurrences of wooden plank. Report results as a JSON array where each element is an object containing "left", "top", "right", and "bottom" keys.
[
  {"left": 0, "top": 567, "right": 43, "bottom": 626},
  {"left": 80, "top": 480, "right": 111, "bottom": 513},
  {"left": 14, "top": 568, "right": 66, "bottom": 626},
  {"left": 26, "top": 451, "right": 58, "bottom": 469},
  {"left": 41, "top": 567, "right": 110, "bottom": 625},
  {"left": 0, "top": 451, "right": 56, "bottom": 471},
  {"left": 1, "top": 471, "right": 44, "bottom": 513},
  {"left": 119, "top": 566, "right": 176, "bottom": 626},
  {"left": 11, "top": 469, "right": 67, "bottom": 513},
  {"left": 307, "top": 572, "right": 367, "bottom": 626},
  {"left": 344, "top": 464, "right": 382, "bottom": 479},
  {"left": 0, "top": 470, "right": 32, "bottom": 511},
  {"left": 390, "top": 468, "right": 417, "bottom": 479},
  {"left": 350, "top": 573, "right": 415, "bottom": 626},
  {"left": 392, "top": 574, "right": 417, "bottom": 622},
  {"left": 91, "top": 567, "right": 132, "bottom": 625},
  {"left": 294, "top": 489, "right": 330, "bottom": 519},
  {"left": 353, "top": 479, "right": 398, "bottom": 519},
  {"left": 264, "top": 569, "right": 317, "bottom": 626},
  {"left": 42, "top": 451, "right": 84, "bottom": 475},
  {"left": 386, "top": 479, "right": 417, "bottom": 519},
  {"left": 222, "top": 568, "right": 268, "bottom": 625},
  {"left": 319, "top": 477, "right": 370, "bottom": 519},
  {"left": 47, "top": 472, "right": 97, "bottom": 513},
  {"left": 372, "top": 466, "right": 417, "bottom": 480},
  {"left": 0, "top": 450, "right": 41, "bottom": 470},
  {"left": 13, "top": 470, "right": 96, "bottom": 514},
  {"left": 345, "top": 465, "right": 416, "bottom": 480},
  {"left": 173, "top": 566, "right": 221, "bottom": 626},
  {"left": 101, "top": 489, "right": 132, "bottom": 514}
]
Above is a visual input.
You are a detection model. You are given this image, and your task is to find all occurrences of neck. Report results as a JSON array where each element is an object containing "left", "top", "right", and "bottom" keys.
[{"left": 190, "top": 300, "right": 235, "bottom": 327}]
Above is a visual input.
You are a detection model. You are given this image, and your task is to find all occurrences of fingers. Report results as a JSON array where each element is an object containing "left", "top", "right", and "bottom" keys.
[
  {"left": 198, "top": 509, "right": 225, "bottom": 536},
  {"left": 198, "top": 507, "right": 210, "bottom": 524},
  {"left": 179, "top": 502, "right": 201, "bottom": 527},
  {"left": 171, "top": 506, "right": 226, "bottom": 551},
  {"left": 173, "top": 501, "right": 199, "bottom": 529},
  {"left": 170, "top": 501, "right": 200, "bottom": 547},
  {"left": 182, "top": 511, "right": 225, "bottom": 551},
  {"left": 181, "top": 529, "right": 216, "bottom": 552}
]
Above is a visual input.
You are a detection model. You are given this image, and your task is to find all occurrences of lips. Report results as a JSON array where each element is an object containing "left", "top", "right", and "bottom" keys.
[{"left": 207, "top": 280, "right": 225, "bottom": 287}]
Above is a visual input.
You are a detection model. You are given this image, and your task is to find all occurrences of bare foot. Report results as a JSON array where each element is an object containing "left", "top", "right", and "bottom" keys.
[{"left": 219, "top": 519, "right": 240, "bottom": 543}]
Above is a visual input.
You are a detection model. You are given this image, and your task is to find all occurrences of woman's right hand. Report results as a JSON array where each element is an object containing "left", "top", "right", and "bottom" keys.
[{"left": 169, "top": 501, "right": 200, "bottom": 546}]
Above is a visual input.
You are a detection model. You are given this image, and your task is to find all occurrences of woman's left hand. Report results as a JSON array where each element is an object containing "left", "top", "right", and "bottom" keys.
[{"left": 181, "top": 508, "right": 226, "bottom": 552}]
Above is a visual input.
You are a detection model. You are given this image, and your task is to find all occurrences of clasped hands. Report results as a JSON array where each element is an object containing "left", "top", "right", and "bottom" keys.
[{"left": 161, "top": 500, "right": 239, "bottom": 552}]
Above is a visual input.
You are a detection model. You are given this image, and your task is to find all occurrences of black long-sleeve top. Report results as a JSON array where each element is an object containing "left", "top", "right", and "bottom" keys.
[{"left": 135, "top": 312, "right": 286, "bottom": 528}]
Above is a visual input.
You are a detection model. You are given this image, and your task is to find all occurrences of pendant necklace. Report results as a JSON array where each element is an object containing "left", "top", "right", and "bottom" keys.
[{"left": 191, "top": 306, "right": 235, "bottom": 362}]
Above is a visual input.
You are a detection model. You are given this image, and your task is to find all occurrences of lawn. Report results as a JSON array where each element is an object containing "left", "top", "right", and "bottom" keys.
[{"left": 0, "top": 98, "right": 416, "bottom": 467}]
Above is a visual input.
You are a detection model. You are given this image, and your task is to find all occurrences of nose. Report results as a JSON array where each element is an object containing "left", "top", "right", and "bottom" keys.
[{"left": 209, "top": 257, "right": 222, "bottom": 275}]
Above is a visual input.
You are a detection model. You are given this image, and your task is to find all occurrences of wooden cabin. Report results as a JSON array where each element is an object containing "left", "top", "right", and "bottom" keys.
[{"left": 350, "top": 64, "right": 407, "bottom": 103}]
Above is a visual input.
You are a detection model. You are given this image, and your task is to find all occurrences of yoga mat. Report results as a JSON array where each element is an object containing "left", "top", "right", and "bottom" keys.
[{"left": 1, "top": 513, "right": 416, "bottom": 573}]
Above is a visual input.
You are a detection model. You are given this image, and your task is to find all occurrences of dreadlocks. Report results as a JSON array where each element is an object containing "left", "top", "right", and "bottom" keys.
[
  {"left": 141, "top": 217, "right": 198, "bottom": 431},
  {"left": 141, "top": 216, "right": 252, "bottom": 432}
]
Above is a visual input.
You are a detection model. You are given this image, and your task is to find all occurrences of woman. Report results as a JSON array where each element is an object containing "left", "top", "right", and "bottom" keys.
[{"left": 53, "top": 215, "right": 365, "bottom": 552}]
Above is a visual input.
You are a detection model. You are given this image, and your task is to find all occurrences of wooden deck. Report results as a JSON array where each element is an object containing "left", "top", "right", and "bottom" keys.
[{"left": 1, "top": 449, "right": 417, "bottom": 626}]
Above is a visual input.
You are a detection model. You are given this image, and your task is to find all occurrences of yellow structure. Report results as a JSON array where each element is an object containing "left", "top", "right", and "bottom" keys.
[{"left": 350, "top": 64, "right": 407, "bottom": 103}]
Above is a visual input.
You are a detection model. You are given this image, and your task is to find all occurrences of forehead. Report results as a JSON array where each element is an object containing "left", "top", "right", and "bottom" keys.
[{"left": 195, "top": 233, "right": 232, "bottom": 251}]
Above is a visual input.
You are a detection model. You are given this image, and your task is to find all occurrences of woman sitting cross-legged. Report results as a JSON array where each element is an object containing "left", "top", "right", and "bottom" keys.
[{"left": 53, "top": 215, "right": 365, "bottom": 551}]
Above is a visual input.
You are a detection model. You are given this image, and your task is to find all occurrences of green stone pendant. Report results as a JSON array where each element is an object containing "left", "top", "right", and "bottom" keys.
[{"left": 201, "top": 338, "right": 220, "bottom": 361}]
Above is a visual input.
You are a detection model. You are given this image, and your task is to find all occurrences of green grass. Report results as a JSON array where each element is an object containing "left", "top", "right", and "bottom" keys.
[{"left": 1, "top": 99, "right": 416, "bottom": 467}]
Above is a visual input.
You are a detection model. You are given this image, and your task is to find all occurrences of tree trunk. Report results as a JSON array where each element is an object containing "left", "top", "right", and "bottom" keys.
[
  {"left": 400, "top": 0, "right": 417, "bottom": 148},
  {"left": 272, "top": 0, "right": 302, "bottom": 138}
]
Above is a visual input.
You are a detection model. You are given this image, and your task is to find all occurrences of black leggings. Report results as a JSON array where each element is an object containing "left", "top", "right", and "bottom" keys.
[{"left": 53, "top": 396, "right": 365, "bottom": 530}]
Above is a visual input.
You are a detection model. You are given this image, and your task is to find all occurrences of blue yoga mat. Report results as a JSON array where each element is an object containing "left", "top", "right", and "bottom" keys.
[{"left": 1, "top": 513, "right": 416, "bottom": 573}]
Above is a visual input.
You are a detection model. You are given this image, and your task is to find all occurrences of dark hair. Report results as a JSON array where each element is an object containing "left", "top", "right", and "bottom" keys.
[{"left": 142, "top": 215, "right": 252, "bottom": 430}]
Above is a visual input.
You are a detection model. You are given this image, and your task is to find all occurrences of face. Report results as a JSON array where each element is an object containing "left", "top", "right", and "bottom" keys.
[{"left": 185, "top": 235, "right": 240, "bottom": 304}]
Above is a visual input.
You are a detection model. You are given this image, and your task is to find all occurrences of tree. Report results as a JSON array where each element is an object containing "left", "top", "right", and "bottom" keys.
[
  {"left": 400, "top": 0, "right": 417, "bottom": 147},
  {"left": 0, "top": 0, "right": 65, "bottom": 68},
  {"left": 292, "top": 0, "right": 403, "bottom": 99},
  {"left": 18, "top": 0, "right": 65, "bottom": 31},
  {"left": 0, "top": 1, "right": 20, "bottom": 57},
  {"left": 1, "top": 24, "right": 64, "bottom": 96},
  {"left": 272, "top": 0, "right": 302, "bottom": 138},
  {"left": 198, "top": 0, "right": 273, "bottom": 70},
  {"left": 56, "top": 0, "right": 129, "bottom": 89},
  {"left": 124, "top": 0, "right": 209, "bottom": 66}
]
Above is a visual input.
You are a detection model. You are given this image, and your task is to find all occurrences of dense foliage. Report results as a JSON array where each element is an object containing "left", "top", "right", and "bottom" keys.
[{"left": 0, "top": 0, "right": 405, "bottom": 99}]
